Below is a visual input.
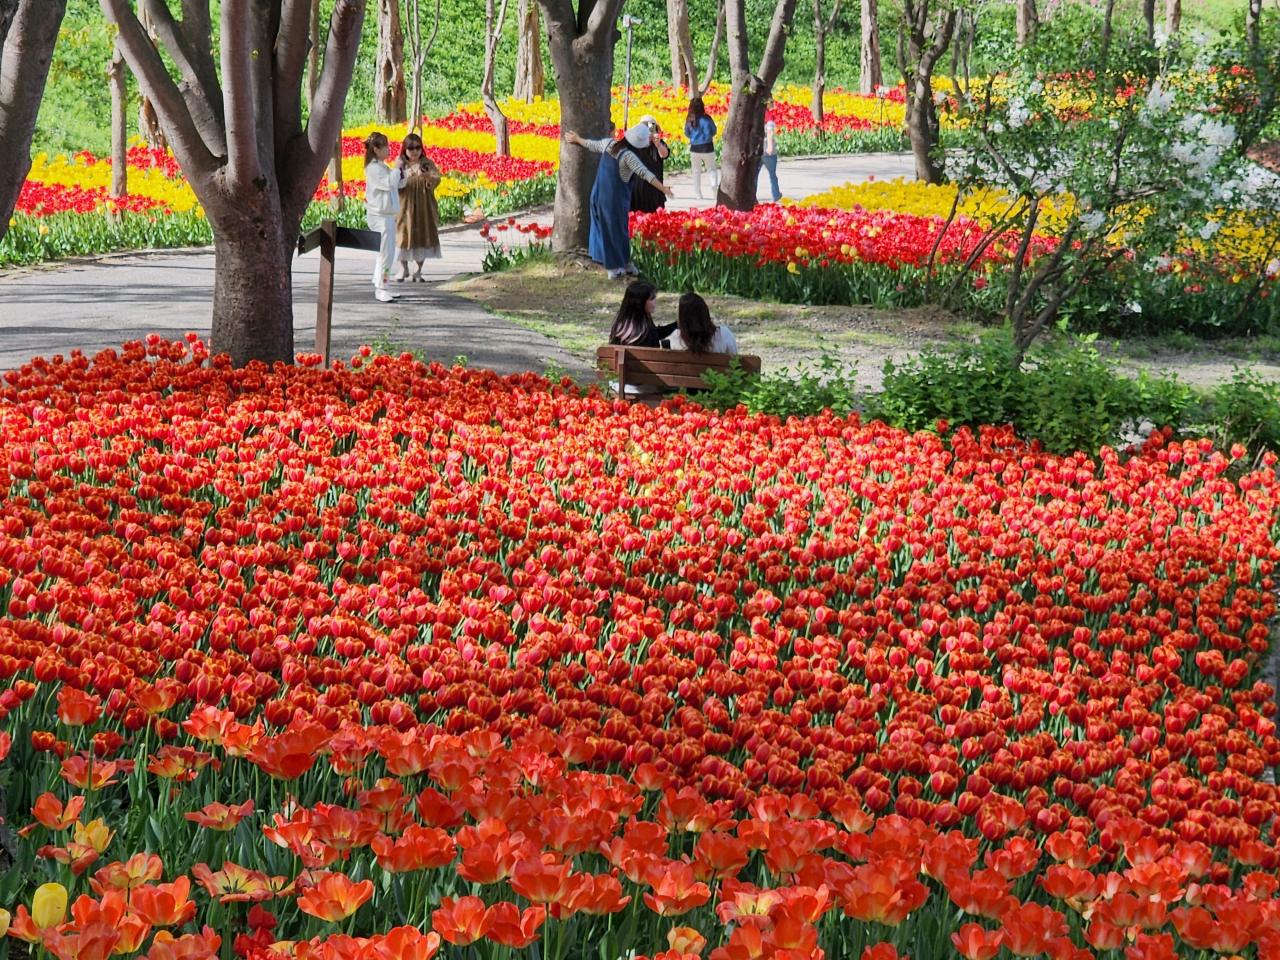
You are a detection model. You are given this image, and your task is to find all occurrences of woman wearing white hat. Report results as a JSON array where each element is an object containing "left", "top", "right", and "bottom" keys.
[
  {"left": 565, "top": 121, "right": 676, "bottom": 279},
  {"left": 630, "top": 115, "right": 671, "bottom": 214}
]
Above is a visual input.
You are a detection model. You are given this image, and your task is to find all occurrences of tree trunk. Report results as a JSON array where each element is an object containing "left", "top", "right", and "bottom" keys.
[
  {"left": 513, "top": 0, "right": 545, "bottom": 101},
  {"left": 897, "top": 0, "right": 955, "bottom": 184},
  {"left": 404, "top": 0, "right": 443, "bottom": 131},
  {"left": 483, "top": 0, "right": 512, "bottom": 156},
  {"left": 0, "top": 0, "right": 68, "bottom": 247},
  {"left": 109, "top": 40, "right": 128, "bottom": 200},
  {"left": 101, "top": 0, "right": 367, "bottom": 366},
  {"left": 1141, "top": 0, "right": 1154, "bottom": 43},
  {"left": 538, "top": 0, "right": 622, "bottom": 252},
  {"left": 667, "top": 0, "right": 697, "bottom": 90},
  {"left": 717, "top": 0, "right": 797, "bottom": 210},
  {"left": 135, "top": 4, "right": 169, "bottom": 151},
  {"left": 859, "top": 0, "right": 882, "bottom": 94},
  {"left": 1164, "top": 0, "right": 1180, "bottom": 33},
  {"left": 1015, "top": 0, "right": 1036, "bottom": 45},
  {"left": 376, "top": 0, "right": 408, "bottom": 124},
  {"left": 1247, "top": 0, "right": 1261, "bottom": 54},
  {"left": 307, "top": 0, "right": 322, "bottom": 109},
  {"left": 210, "top": 221, "right": 296, "bottom": 368}
]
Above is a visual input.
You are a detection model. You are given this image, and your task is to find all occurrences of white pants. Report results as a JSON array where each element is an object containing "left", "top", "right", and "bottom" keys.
[
  {"left": 368, "top": 214, "right": 396, "bottom": 289},
  {"left": 691, "top": 151, "right": 718, "bottom": 198}
]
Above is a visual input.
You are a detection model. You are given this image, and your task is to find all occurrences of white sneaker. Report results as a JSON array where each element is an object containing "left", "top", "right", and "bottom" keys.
[
  {"left": 607, "top": 268, "right": 626, "bottom": 280},
  {"left": 625, "top": 263, "right": 639, "bottom": 276},
  {"left": 375, "top": 290, "right": 395, "bottom": 302}
]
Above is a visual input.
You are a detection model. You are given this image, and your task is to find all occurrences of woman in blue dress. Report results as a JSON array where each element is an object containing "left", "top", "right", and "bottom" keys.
[{"left": 565, "top": 123, "right": 675, "bottom": 280}]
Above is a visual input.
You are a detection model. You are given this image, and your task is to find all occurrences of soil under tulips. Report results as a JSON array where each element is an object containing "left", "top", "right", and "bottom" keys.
[{"left": 1, "top": 338, "right": 1280, "bottom": 960}]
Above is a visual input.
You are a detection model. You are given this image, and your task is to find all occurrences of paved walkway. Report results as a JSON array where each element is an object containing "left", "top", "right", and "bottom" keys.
[{"left": 0, "top": 154, "right": 910, "bottom": 374}]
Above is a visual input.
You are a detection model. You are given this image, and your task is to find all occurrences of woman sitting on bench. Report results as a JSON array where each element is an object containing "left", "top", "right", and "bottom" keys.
[
  {"left": 610, "top": 280, "right": 677, "bottom": 348},
  {"left": 668, "top": 292, "right": 738, "bottom": 355}
]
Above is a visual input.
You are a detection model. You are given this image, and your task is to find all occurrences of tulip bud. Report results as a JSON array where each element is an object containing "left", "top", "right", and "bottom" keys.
[
  {"left": 0, "top": 908, "right": 9, "bottom": 938},
  {"left": 31, "top": 882, "right": 67, "bottom": 929}
]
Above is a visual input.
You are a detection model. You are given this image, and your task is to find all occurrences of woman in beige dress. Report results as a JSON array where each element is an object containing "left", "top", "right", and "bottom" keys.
[{"left": 395, "top": 133, "right": 442, "bottom": 282}]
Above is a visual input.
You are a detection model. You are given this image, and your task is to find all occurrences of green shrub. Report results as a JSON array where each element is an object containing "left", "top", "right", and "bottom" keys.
[{"left": 695, "top": 353, "right": 859, "bottom": 420}]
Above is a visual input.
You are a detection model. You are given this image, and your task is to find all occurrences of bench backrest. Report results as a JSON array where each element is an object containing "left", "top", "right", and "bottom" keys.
[{"left": 596, "top": 345, "right": 762, "bottom": 395}]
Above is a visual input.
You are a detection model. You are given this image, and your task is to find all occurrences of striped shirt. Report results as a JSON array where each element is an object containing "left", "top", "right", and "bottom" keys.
[{"left": 583, "top": 138, "right": 661, "bottom": 187}]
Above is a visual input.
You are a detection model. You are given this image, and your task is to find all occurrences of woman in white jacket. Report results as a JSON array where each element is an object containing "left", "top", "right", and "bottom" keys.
[{"left": 364, "top": 132, "right": 408, "bottom": 303}]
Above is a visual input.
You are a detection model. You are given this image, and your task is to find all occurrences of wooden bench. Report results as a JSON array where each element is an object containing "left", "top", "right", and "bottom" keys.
[{"left": 596, "top": 345, "right": 762, "bottom": 403}]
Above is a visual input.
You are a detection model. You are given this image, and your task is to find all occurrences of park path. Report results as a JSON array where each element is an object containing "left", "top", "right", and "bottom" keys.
[{"left": 0, "top": 154, "right": 912, "bottom": 375}]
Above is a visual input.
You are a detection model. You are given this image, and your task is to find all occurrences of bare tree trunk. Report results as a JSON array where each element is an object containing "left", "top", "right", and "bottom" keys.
[
  {"left": 0, "top": 0, "right": 69, "bottom": 247},
  {"left": 1164, "top": 0, "right": 1180, "bottom": 33},
  {"left": 859, "top": 0, "right": 882, "bottom": 94},
  {"left": 538, "top": 0, "right": 627, "bottom": 252},
  {"left": 811, "top": 0, "right": 841, "bottom": 122},
  {"left": 135, "top": 4, "right": 168, "bottom": 152},
  {"left": 1141, "top": 0, "right": 1154, "bottom": 43},
  {"left": 1247, "top": 0, "right": 1262, "bottom": 54},
  {"left": 101, "top": 0, "right": 367, "bottom": 366},
  {"left": 376, "top": 0, "right": 408, "bottom": 124},
  {"left": 1016, "top": 0, "right": 1036, "bottom": 45},
  {"left": 513, "top": 0, "right": 545, "bottom": 101},
  {"left": 897, "top": 0, "right": 955, "bottom": 184},
  {"left": 667, "top": 0, "right": 697, "bottom": 89},
  {"left": 109, "top": 40, "right": 128, "bottom": 200},
  {"left": 718, "top": 0, "right": 798, "bottom": 210},
  {"left": 483, "top": 0, "right": 512, "bottom": 156},
  {"left": 699, "top": 0, "right": 725, "bottom": 94},
  {"left": 404, "top": 0, "right": 443, "bottom": 131}
]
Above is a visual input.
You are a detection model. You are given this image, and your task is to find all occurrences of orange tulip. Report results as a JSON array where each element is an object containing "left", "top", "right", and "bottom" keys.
[
  {"left": 482, "top": 901, "right": 545, "bottom": 948},
  {"left": 130, "top": 877, "right": 197, "bottom": 927},
  {"left": 246, "top": 724, "right": 331, "bottom": 780},
  {"left": 371, "top": 825, "right": 456, "bottom": 873},
  {"left": 115, "top": 913, "right": 153, "bottom": 954},
  {"left": 509, "top": 856, "right": 574, "bottom": 904},
  {"left": 643, "top": 862, "right": 712, "bottom": 917},
  {"left": 693, "top": 831, "right": 750, "bottom": 881},
  {"left": 295, "top": 871, "right": 373, "bottom": 922},
  {"left": 60, "top": 756, "right": 131, "bottom": 791},
  {"left": 41, "top": 921, "right": 120, "bottom": 960},
  {"left": 999, "top": 902, "right": 1068, "bottom": 958},
  {"left": 191, "top": 862, "right": 275, "bottom": 903},
  {"left": 668, "top": 927, "right": 707, "bottom": 956},
  {"left": 89, "top": 853, "right": 164, "bottom": 894},
  {"left": 310, "top": 803, "right": 382, "bottom": 855},
  {"left": 184, "top": 800, "right": 255, "bottom": 831},
  {"left": 951, "top": 923, "right": 1004, "bottom": 960},
  {"left": 431, "top": 896, "right": 490, "bottom": 945},
  {"left": 372, "top": 927, "right": 441, "bottom": 960},
  {"left": 147, "top": 746, "right": 217, "bottom": 782},
  {"left": 31, "top": 793, "right": 86, "bottom": 831},
  {"left": 57, "top": 688, "right": 102, "bottom": 727},
  {"left": 147, "top": 927, "right": 222, "bottom": 960}
]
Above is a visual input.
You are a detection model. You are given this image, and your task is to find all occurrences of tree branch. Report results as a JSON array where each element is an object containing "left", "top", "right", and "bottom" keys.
[
  {"left": 584, "top": 0, "right": 624, "bottom": 43},
  {"left": 699, "top": 0, "right": 725, "bottom": 93},
  {"left": 274, "top": 0, "right": 313, "bottom": 145},
  {"left": 725, "top": 0, "right": 752, "bottom": 78},
  {"left": 537, "top": 0, "right": 578, "bottom": 42},
  {"left": 141, "top": 0, "right": 226, "bottom": 156},
  {"left": 289, "top": 0, "right": 366, "bottom": 224},
  {"left": 758, "top": 0, "right": 798, "bottom": 88},
  {"left": 219, "top": 0, "right": 261, "bottom": 186},
  {"left": 0, "top": 0, "right": 20, "bottom": 54},
  {"left": 99, "top": 0, "right": 219, "bottom": 184}
]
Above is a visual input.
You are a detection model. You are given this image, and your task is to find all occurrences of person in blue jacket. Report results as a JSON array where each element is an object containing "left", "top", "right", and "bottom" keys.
[
  {"left": 565, "top": 123, "right": 675, "bottom": 280},
  {"left": 683, "top": 97, "right": 718, "bottom": 201}
]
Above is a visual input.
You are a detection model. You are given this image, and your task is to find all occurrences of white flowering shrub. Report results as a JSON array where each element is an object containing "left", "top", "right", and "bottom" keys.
[{"left": 933, "top": 9, "right": 1280, "bottom": 358}]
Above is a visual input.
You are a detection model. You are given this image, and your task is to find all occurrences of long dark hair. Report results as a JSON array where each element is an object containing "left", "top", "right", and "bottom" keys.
[
  {"left": 610, "top": 280, "right": 657, "bottom": 345},
  {"left": 686, "top": 97, "right": 707, "bottom": 127},
  {"left": 677, "top": 292, "right": 716, "bottom": 354},
  {"left": 400, "top": 132, "right": 424, "bottom": 163},
  {"left": 364, "top": 131, "right": 389, "bottom": 167}
]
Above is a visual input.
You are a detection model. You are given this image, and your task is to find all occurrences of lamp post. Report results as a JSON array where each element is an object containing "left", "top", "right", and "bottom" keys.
[{"left": 621, "top": 14, "right": 642, "bottom": 130}]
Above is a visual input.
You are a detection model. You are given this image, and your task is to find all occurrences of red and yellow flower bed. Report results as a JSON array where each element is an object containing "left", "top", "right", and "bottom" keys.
[{"left": 0, "top": 337, "right": 1279, "bottom": 960}]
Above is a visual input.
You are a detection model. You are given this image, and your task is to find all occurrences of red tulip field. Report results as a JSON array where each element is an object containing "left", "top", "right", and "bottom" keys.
[{"left": 2, "top": 337, "right": 1280, "bottom": 960}]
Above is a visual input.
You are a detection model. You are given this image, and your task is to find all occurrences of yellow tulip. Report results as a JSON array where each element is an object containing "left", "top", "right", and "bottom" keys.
[
  {"left": 31, "top": 882, "right": 67, "bottom": 929},
  {"left": 0, "top": 908, "right": 10, "bottom": 938},
  {"left": 73, "top": 818, "right": 113, "bottom": 853}
]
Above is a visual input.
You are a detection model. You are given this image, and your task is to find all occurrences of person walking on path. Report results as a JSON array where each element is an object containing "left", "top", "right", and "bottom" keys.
[
  {"left": 760, "top": 119, "right": 782, "bottom": 202},
  {"left": 684, "top": 98, "right": 718, "bottom": 201},
  {"left": 630, "top": 115, "right": 670, "bottom": 214},
  {"left": 565, "top": 123, "right": 675, "bottom": 280},
  {"left": 395, "top": 133, "right": 443, "bottom": 282},
  {"left": 364, "top": 132, "right": 407, "bottom": 303}
]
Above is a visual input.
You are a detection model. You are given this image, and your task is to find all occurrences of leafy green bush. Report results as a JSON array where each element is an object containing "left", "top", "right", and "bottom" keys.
[{"left": 694, "top": 353, "right": 859, "bottom": 420}]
